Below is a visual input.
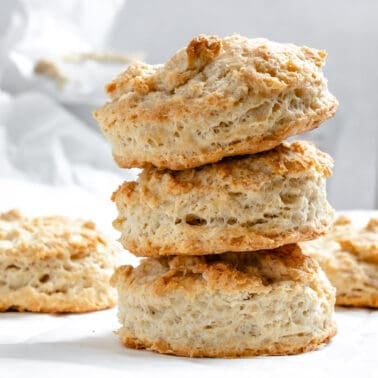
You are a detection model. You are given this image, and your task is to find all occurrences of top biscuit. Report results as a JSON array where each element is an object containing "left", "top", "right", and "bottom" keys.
[{"left": 94, "top": 34, "right": 338, "bottom": 170}]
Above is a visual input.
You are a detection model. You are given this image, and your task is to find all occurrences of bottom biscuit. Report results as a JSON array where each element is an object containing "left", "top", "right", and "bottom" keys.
[
  {"left": 112, "top": 244, "right": 336, "bottom": 357},
  {"left": 118, "top": 326, "right": 336, "bottom": 358}
]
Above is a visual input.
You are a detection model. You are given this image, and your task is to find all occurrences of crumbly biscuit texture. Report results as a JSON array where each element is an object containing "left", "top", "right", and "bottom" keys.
[
  {"left": 301, "top": 216, "right": 378, "bottom": 307},
  {"left": 113, "top": 141, "right": 334, "bottom": 257},
  {"left": 0, "top": 210, "right": 119, "bottom": 313},
  {"left": 94, "top": 34, "right": 338, "bottom": 170},
  {"left": 113, "top": 244, "right": 336, "bottom": 357}
]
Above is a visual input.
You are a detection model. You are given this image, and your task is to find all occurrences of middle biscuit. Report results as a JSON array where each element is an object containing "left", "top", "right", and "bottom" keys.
[{"left": 113, "top": 141, "right": 334, "bottom": 257}]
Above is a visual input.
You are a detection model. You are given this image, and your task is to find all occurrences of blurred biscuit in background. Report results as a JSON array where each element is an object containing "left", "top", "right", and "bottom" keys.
[
  {"left": 0, "top": 210, "right": 119, "bottom": 313},
  {"left": 301, "top": 216, "right": 378, "bottom": 308}
]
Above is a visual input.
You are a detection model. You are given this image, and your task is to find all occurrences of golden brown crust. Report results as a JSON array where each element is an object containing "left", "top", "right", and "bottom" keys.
[
  {"left": 336, "top": 295, "right": 378, "bottom": 308},
  {"left": 112, "top": 244, "right": 322, "bottom": 296},
  {"left": 94, "top": 34, "right": 338, "bottom": 170},
  {"left": 338, "top": 234, "right": 378, "bottom": 264},
  {"left": 120, "top": 227, "right": 328, "bottom": 258},
  {"left": 0, "top": 288, "right": 116, "bottom": 313},
  {"left": 144, "top": 140, "right": 333, "bottom": 188},
  {"left": 119, "top": 326, "right": 336, "bottom": 358},
  {"left": 0, "top": 210, "right": 107, "bottom": 260},
  {"left": 366, "top": 218, "right": 378, "bottom": 231},
  {"left": 186, "top": 34, "right": 222, "bottom": 70},
  {"left": 0, "top": 209, "right": 22, "bottom": 222},
  {"left": 104, "top": 35, "right": 328, "bottom": 100}
]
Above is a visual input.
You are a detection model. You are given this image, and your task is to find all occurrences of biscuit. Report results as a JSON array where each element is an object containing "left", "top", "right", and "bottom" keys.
[
  {"left": 112, "top": 244, "right": 336, "bottom": 357},
  {"left": 301, "top": 216, "right": 378, "bottom": 307},
  {"left": 113, "top": 141, "right": 334, "bottom": 257},
  {"left": 0, "top": 210, "right": 119, "bottom": 313},
  {"left": 94, "top": 34, "right": 338, "bottom": 170}
]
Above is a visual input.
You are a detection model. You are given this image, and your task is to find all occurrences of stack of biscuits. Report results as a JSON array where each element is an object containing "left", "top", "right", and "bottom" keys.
[{"left": 94, "top": 34, "right": 339, "bottom": 357}]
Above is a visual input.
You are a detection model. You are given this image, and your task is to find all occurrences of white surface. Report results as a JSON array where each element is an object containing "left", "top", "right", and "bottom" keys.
[
  {"left": 0, "top": 307, "right": 376, "bottom": 378},
  {"left": 0, "top": 189, "right": 377, "bottom": 378}
]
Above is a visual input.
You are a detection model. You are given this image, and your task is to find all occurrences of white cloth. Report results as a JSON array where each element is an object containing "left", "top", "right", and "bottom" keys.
[
  {"left": 0, "top": 0, "right": 139, "bottom": 193},
  {"left": 0, "top": 0, "right": 131, "bottom": 105},
  {"left": 0, "top": 91, "right": 139, "bottom": 196}
]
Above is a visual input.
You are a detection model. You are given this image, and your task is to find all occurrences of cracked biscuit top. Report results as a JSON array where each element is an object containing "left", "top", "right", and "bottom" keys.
[{"left": 94, "top": 34, "right": 338, "bottom": 170}]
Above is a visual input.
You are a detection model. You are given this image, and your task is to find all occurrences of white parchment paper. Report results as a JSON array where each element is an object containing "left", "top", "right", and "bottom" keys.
[{"left": 0, "top": 306, "right": 376, "bottom": 378}]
